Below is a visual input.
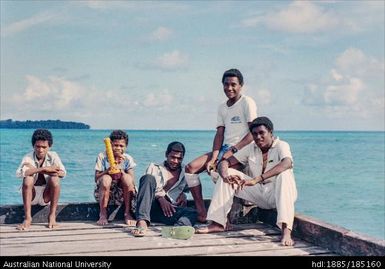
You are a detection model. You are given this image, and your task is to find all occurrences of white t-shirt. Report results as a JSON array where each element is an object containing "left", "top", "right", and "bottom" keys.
[
  {"left": 16, "top": 151, "right": 66, "bottom": 181},
  {"left": 233, "top": 137, "right": 293, "bottom": 179},
  {"left": 216, "top": 95, "right": 257, "bottom": 145},
  {"left": 95, "top": 152, "right": 136, "bottom": 172}
]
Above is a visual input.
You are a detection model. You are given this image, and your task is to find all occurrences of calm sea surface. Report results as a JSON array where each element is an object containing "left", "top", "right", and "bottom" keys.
[{"left": 0, "top": 129, "right": 384, "bottom": 239}]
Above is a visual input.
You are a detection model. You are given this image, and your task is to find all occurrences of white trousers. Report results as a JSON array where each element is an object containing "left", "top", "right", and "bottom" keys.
[{"left": 207, "top": 168, "right": 297, "bottom": 230}]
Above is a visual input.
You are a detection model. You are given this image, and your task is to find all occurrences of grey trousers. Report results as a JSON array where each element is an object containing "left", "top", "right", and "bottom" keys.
[{"left": 135, "top": 174, "right": 197, "bottom": 226}]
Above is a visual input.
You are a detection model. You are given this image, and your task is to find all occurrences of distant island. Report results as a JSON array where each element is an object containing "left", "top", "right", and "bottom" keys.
[{"left": 0, "top": 119, "right": 90, "bottom": 129}]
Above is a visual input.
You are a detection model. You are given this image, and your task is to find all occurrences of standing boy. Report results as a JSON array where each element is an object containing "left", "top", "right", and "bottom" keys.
[
  {"left": 16, "top": 129, "right": 66, "bottom": 230},
  {"left": 94, "top": 130, "right": 136, "bottom": 226},
  {"left": 185, "top": 69, "right": 257, "bottom": 222}
]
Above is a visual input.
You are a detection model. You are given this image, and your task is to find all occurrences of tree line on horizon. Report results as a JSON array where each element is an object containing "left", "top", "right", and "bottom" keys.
[{"left": 0, "top": 119, "right": 90, "bottom": 129}]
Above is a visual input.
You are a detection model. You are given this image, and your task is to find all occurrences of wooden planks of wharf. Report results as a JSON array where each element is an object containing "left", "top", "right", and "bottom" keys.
[
  {"left": 0, "top": 221, "right": 334, "bottom": 256},
  {"left": 1, "top": 201, "right": 384, "bottom": 256}
]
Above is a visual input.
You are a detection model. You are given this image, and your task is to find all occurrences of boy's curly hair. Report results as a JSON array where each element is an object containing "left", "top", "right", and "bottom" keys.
[
  {"left": 166, "top": 141, "right": 186, "bottom": 157},
  {"left": 110, "top": 130, "right": 129, "bottom": 145},
  {"left": 249, "top": 116, "right": 274, "bottom": 133},
  {"left": 31, "top": 129, "right": 53, "bottom": 147},
  {"left": 222, "top": 68, "right": 244, "bottom": 86}
]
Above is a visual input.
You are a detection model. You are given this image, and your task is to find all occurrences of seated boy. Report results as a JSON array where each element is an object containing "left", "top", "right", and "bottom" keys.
[
  {"left": 16, "top": 129, "right": 66, "bottom": 230},
  {"left": 132, "top": 141, "right": 197, "bottom": 237},
  {"left": 94, "top": 130, "right": 136, "bottom": 226}
]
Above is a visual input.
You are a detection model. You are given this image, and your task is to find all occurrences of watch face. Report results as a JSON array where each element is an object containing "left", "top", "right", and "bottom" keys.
[{"left": 232, "top": 147, "right": 237, "bottom": 153}]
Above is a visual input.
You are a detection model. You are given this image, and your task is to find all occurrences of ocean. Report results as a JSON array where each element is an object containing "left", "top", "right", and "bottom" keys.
[{"left": 0, "top": 129, "right": 384, "bottom": 239}]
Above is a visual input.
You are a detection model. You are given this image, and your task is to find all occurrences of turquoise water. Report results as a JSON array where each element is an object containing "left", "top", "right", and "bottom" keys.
[{"left": 0, "top": 129, "right": 384, "bottom": 239}]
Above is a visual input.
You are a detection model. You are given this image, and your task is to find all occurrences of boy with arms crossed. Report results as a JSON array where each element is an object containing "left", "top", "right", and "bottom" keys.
[{"left": 16, "top": 129, "right": 66, "bottom": 230}]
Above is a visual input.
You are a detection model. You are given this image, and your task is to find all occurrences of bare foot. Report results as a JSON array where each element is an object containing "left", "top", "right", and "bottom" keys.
[
  {"left": 281, "top": 228, "right": 294, "bottom": 246},
  {"left": 16, "top": 218, "right": 32, "bottom": 231},
  {"left": 195, "top": 222, "right": 224, "bottom": 234},
  {"left": 47, "top": 215, "right": 59, "bottom": 229},
  {"left": 131, "top": 220, "right": 147, "bottom": 237},
  {"left": 97, "top": 214, "right": 109, "bottom": 226},
  {"left": 124, "top": 212, "right": 137, "bottom": 227}
]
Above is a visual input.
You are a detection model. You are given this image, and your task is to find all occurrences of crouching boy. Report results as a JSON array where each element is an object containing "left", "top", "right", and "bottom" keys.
[
  {"left": 16, "top": 129, "right": 66, "bottom": 230},
  {"left": 94, "top": 130, "right": 136, "bottom": 226}
]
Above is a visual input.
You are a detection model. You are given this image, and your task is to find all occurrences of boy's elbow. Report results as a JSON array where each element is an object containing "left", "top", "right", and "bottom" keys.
[
  {"left": 281, "top": 158, "right": 293, "bottom": 170},
  {"left": 286, "top": 160, "right": 293, "bottom": 169}
]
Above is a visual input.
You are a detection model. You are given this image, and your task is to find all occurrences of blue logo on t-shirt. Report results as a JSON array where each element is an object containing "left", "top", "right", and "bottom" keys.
[{"left": 230, "top": 116, "right": 241, "bottom": 123}]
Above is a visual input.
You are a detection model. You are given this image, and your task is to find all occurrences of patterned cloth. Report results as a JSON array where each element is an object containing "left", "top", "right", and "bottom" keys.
[
  {"left": 94, "top": 179, "right": 136, "bottom": 212},
  {"left": 94, "top": 150, "right": 137, "bottom": 212}
]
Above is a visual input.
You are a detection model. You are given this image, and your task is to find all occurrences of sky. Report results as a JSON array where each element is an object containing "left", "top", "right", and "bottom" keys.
[{"left": 1, "top": 1, "right": 384, "bottom": 130}]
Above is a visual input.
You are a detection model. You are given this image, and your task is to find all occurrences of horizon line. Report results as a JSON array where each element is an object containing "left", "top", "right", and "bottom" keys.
[
  {"left": 90, "top": 129, "right": 385, "bottom": 132},
  {"left": 1, "top": 128, "right": 384, "bottom": 132}
]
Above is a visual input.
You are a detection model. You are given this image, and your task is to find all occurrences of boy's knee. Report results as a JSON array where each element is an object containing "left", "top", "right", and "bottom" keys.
[
  {"left": 23, "top": 176, "right": 34, "bottom": 187},
  {"left": 185, "top": 164, "right": 194, "bottom": 174},
  {"left": 139, "top": 175, "right": 156, "bottom": 186},
  {"left": 48, "top": 176, "right": 60, "bottom": 187},
  {"left": 99, "top": 175, "right": 112, "bottom": 189},
  {"left": 121, "top": 173, "right": 135, "bottom": 187}
]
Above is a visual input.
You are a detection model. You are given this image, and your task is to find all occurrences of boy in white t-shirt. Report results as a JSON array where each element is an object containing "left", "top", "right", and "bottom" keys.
[{"left": 185, "top": 69, "right": 257, "bottom": 222}]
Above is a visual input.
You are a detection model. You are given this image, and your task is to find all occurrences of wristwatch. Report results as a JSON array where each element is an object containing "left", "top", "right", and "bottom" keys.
[{"left": 231, "top": 146, "right": 238, "bottom": 153}]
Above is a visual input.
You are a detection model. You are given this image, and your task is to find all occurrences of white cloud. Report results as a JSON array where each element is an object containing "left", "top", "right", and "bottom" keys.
[
  {"left": 82, "top": 0, "right": 189, "bottom": 12},
  {"left": 241, "top": 1, "right": 383, "bottom": 35},
  {"left": 331, "top": 69, "right": 343, "bottom": 81},
  {"left": 267, "top": 1, "right": 338, "bottom": 33},
  {"left": 241, "top": 1, "right": 340, "bottom": 33},
  {"left": 150, "top": 26, "right": 173, "bottom": 41},
  {"left": 23, "top": 75, "right": 52, "bottom": 99},
  {"left": 84, "top": 0, "right": 110, "bottom": 10},
  {"left": 141, "top": 91, "right": 174, "bottom": 108},
  {"left": 82, "top": 1, "right": 139, "bottom": 10},
  {"left": 335, "top": 48, "right": 384, "bottom": 78},
  {"left": 303, "top": 48, "right": 384, "bottom": 119},
  {"left": 154, "top": 50, "right": 189, "bottom": 70},
  {"left": 9, "top": 75, "right": 136, "bottom": 119},
  {"left": 136, "top": 50, "right": 190, "bottom": 71},
  {"left": 336, "top": 48, "right": 366, "bottom": 69},
  {"left": 2, "top": 12, "right": 57, "bottom": 37},
  {"left": 304, "top": 76, "right": 383, "bottom": 118},
  {"left": 324, "top": 78, "right": 364, "bottom": 106},
  {"left": 12, "top": 75, "right": 84, "bottom": 111}
]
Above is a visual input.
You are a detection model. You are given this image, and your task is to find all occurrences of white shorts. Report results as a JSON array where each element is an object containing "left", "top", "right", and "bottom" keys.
[
  {"left": 31, "top": 185, "right": 50, "bottom": 206},
  {"left": 210, "top": 171, "right": 220, "bottom": 184}
]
